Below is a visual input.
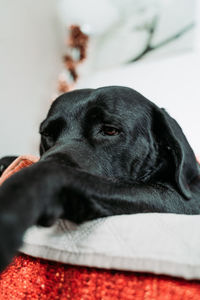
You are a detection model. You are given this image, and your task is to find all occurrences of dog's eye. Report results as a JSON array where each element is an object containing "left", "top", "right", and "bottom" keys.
[
  {"left": 101, "top": 125, "right": 120, "bottom": 136},
  {"left": 41, "top": 131, "right": 51, "bottom": 138}
]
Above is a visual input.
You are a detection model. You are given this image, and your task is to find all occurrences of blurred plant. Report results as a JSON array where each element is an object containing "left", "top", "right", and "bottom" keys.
[
  {"left": 56, "top": 0, "right": 196, "bottom": 93},
  {"left": 57, "top": 25, "right": 89, "bottom": 94},
  {"left": 129, "top": 19, "right": 195, "bottom": 62}
]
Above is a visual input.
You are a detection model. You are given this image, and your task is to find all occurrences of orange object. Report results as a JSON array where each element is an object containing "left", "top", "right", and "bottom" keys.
[
  {"left": 0, "top": 155, "right": 39, "bottom": 185},
  {"left": 0, "top": 155, "right": 200, "bottom": 299}
]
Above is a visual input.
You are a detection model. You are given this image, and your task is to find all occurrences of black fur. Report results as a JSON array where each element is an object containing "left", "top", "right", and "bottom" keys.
[{"left": 0, "top": 86, "right": 200, "bottom": 272}]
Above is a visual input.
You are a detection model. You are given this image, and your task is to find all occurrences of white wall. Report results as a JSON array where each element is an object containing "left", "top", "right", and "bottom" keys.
[{"left": 0, "top": 0, "right": 63, "bottom": 157}]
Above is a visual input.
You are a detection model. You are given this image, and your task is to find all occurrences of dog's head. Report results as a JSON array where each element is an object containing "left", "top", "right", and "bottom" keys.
[{"left": 39, "top": 86, "right": 199, "bottom": 199}]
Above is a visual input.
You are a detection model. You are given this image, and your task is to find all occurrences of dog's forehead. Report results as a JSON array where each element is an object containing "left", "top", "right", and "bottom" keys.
[{"left": 49, "top": 86, "right": 151, "bottom": 117}]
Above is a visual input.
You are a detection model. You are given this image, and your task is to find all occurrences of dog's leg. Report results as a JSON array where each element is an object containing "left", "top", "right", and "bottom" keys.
[{"left": 0, "top": 159, "right": 63, "bottom": 271}]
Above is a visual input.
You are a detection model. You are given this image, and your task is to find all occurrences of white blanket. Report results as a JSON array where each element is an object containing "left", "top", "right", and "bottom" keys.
[{"left": 21, "top": 213, "right": 200, "bottom": 280}]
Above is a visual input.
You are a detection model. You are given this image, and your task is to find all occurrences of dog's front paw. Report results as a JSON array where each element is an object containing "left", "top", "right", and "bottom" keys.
[{"left": 0, "top": 214, "right": 22, "bottom": 272}]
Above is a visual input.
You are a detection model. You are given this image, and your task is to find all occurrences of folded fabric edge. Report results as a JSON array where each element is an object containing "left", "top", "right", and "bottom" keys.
[{"left": 20, "top": 243, "right": 200, "bottom": 280}]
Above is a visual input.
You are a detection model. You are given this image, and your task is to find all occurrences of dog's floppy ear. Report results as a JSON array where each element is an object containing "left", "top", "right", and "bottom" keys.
[
  {"left": 39, "top": 116, "right": 66, "bottom": 156},
  {"left": 153, "top": 107, "right": 199, "bottom": 199},
  {"left": 39, "top": 117, "right": 54, "bottom": 156}
]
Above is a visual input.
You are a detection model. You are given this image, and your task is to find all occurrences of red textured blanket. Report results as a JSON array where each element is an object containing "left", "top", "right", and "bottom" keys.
[
  {"left": 1, "top": 254, "right": 200, "bottom": 300},
  {"left": 0, "top": 156, "right": 200, "bottom": 299}
]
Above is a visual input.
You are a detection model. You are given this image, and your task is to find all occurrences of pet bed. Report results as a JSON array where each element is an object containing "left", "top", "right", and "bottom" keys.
[{"left": 0, "top": 156, "right": 200, "bottom": 299}]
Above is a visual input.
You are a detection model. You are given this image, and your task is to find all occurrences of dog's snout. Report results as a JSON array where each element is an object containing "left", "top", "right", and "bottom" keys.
[{"left": 41, "top": 141, "right": 92, "bottom": 169}]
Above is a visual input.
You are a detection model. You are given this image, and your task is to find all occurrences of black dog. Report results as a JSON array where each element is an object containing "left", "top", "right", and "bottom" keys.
[{"left": 0, "top": 86, "right": 200, "bottom": 272}]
